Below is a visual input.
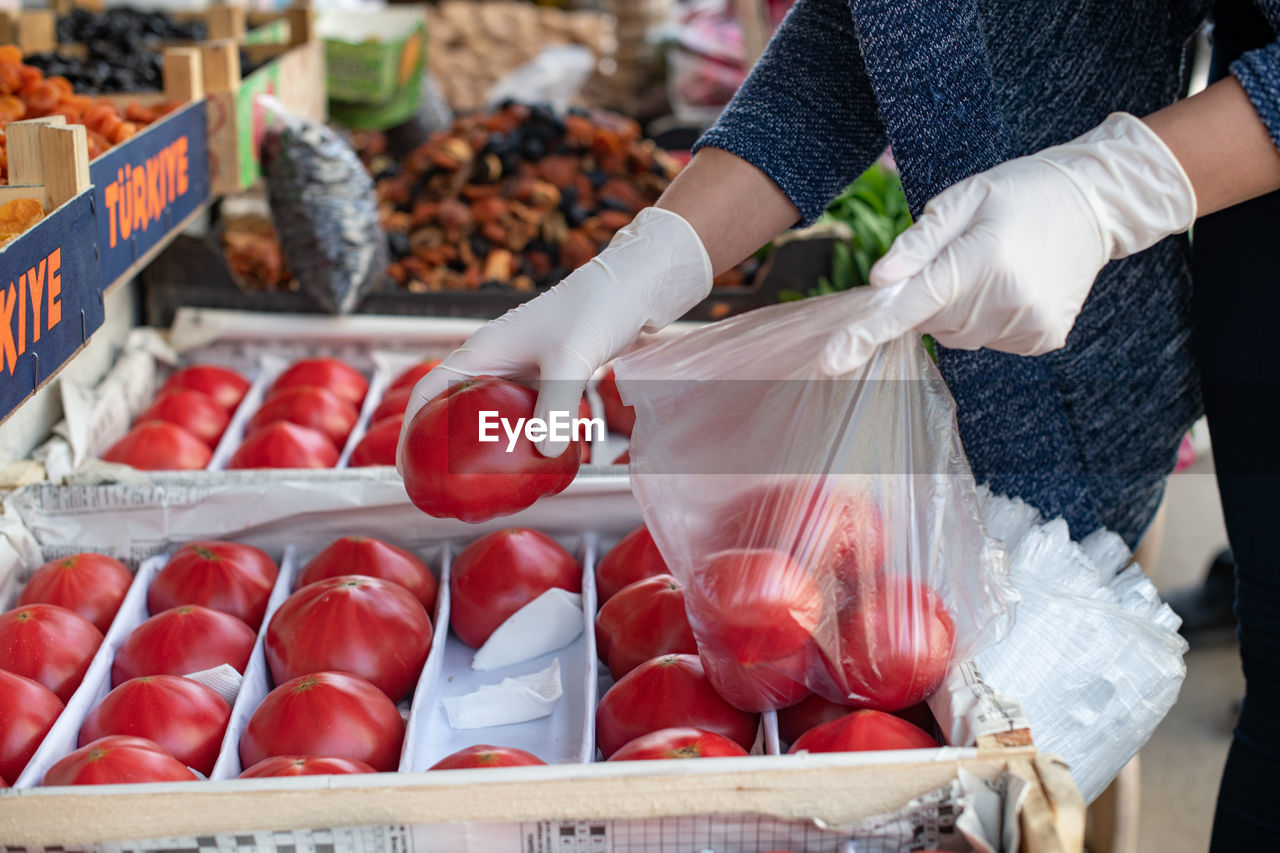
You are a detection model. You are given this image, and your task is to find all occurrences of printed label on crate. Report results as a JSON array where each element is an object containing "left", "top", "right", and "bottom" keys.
[
  {"left": 0, "top": 192, "right": 103, "bottom": 424},
  {"left": 90, "top": 100, "right": 211, "bottom": 288}
]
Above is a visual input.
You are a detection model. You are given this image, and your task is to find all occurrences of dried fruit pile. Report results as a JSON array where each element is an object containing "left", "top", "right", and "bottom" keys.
[
  {"left": 0, "top": 45, "right": 178, "bottom": 182},
  {"left": 221, "top": 216, "right": 295, "bottom": 292},
  {"left": 361, "top": 102, "right": 749, "bottom": 293},
  {"left": 0, "top": 197, "right": 43, "bottom": 247}
]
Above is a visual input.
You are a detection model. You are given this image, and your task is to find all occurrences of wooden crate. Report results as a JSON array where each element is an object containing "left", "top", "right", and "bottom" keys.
[
  {"left": 204, "top": 5, "right": 326, "bottom": 196},
  {"left": 0, "top": 118, "right": 101, "bottom": 426}
]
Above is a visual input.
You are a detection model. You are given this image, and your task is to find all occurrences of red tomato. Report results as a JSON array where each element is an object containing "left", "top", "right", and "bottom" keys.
[
  {"left": 79, "top": 675, "right": 231, "bottom": 775},
  {"left": 112, "top": 605, "right": 256, "bottom": 686},
  {"left": 229, "top": 422, "right": 339, "bottom": 469},
  {"left": 348, "top": 414, "right": 402, "bottom": 467},
  {"left": 449, "top": 529, "right": 581, "bottom": 648},
  {"left": 612, "top": 449, "right": 630, "bottom": 465},
  {"left": 596, "top": 525, "right": 669, "bottom": 604},
  {"left": 686, "top": 549, "right": 821, "bottom": 711},
  {"left": 0, "top": 670, "right": 64, "bottom": 784},
  {"left": 147, "top": 541, "right": 278, "bottom": 630},
  {"left": 162, "top": 365, "right": 249, "bottom": 412},
  {"left": 608, "top": 727, "right": 749, "bottom": 761},
  {"left": 371, "top": 386, "right": 413, "bottom": 422},
  {"left": 270, "top": 358, "right": 368, "bottom": 407},
  {"left": 428, "top": 744, "right": 545, "bottom": 770},
  {"left": 43, "top": 735, "right": 197, "bottom": 786},
  {"left": 716, "top": 483, "right": 884, "bottom": 585},
  {"left": 136, "top": 389, "right": 230, "bottom": 449},
  {"left": 389, "top": 359, "right": 442, "bottom": 392},
  {"left": 595, "top": 574, "right": 697, "bottom": 680},
  {"left": 239, "top": 672, "right": 405, "bottom": 772},
  {"left": 597, "top": 367, "right": 635, "bottom": 436},
  {"left": 595, "top": 654, "right": 759, "bottom": 759},
  {"left": 102, "top": 421, "right": 212, "bottom": 471},
  {"left": 787, "top": 709, "right": 939, "bottom": 754},
  {"left": 249, "top": 386, "right": 359, "bottom": 450},
  {"left": 298, "top": 535, "right": 437, "bottom": 612},
  {"left": 239, "top": 755, "right": 376, "bottom": 777},
  {"left": 17, "top": 552, "right": 132, "bottom": 633},
  {"left": 0, "top": 604, "right": 103, "bottom": 702},
  {"left": 823, "top": 578, "right": 955, "bottom": 711},
  {"left": 775, "top": 693, "right": 856, "bottom": 745},
  {"left": 401, "top": 376, "right": 580, "bottom": 523},
  {"left": 265, "top": 575, "right": 432, "bottom": 702}
]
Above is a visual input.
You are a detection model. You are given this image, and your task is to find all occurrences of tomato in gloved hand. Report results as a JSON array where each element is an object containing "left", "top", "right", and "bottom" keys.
[
  {"left": 595, "top": 525, "right": 669, "bottom": 604},
  {"left": 595, "top": 654, "right": 758, "bottom": 758},
  {"left": 449, "top": 528, "right": 580, "bottom": 648},
  {"left": 239, "top": 672, "right": 404, "bottom": 772},
  {"left": 400, "top": 376, "right": 580, "bottom": 523},
  {"left": 787, "top": 709, "right": 939, "bottom": 754},
  {"left": 607, "top": 727, "right": 748, "bottom": 761},
  {"left": 17, "top": 552, "right": 132, "bottom": 633},
  {"left": 428, "top": 744, "right": 546, "bottom": 769},
  {"left": 298, "top": 535, "right": 437, "bottom": 612},
  {"left": 147, "top": 541, "right": 278, "bottom": 630},
  {"left": 595, "top": 574, "right": 697, "bottom": 680},
  {"left": 597, "top": 366, "right": 635, "bottom": 436}
]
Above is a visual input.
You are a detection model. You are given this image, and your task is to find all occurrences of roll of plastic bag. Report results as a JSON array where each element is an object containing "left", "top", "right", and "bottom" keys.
[
  {"left": 974, "top": 490, "right": 1187, "bottom": 802},
  {"left": 259, "top": 96, "right": 388, "bottom": 314},
  {"left": 613, "top": 293, "right": 1016, "bottom": 712}
]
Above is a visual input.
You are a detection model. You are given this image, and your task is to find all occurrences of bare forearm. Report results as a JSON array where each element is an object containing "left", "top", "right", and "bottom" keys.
[
  {"left": 656, "top": 148, "right": 801, "bottom": 275},
  {"left": 1144, "top": 77, "right": 1280, "bottom": 217}
]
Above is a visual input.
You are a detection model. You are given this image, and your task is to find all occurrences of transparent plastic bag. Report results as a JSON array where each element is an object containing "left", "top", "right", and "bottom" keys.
[
  {"left": 613, "top": 293, "right": 1016, "bottom": 712},
  {"left": 975, "top": 491, "right": 1187, "bottom": 802}
]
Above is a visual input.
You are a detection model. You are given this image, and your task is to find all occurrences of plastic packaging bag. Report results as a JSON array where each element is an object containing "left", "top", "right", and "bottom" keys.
[
  {"left": 486, "top": 46, "right": 596, "bottom": 114},
  {"left": 973, "top": 490, "right": 1187, "bottom": 802},
  {"left": 259, "top": 97, "right": 388, "bottom": 314},
  {"left": 613, "top": 293, "right": 1015, "bottom": 712}
]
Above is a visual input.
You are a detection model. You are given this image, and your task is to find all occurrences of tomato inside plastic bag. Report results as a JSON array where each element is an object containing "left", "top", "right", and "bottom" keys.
[{"left": 613, "top": 293, "right": 1016, "bottom": 712}]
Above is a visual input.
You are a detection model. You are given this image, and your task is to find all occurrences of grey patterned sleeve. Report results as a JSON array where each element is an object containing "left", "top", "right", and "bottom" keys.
[
  {"left": 1231, "top": 2, "right": 1280, "bottom": 151},
  {"left": 691, "top": 0, "right": 887, "bottom": 225}
]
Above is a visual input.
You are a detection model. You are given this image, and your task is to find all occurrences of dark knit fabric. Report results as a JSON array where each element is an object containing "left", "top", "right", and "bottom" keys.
[{"left": 696, "top": 0, "right": 1280, "bottom": 546}]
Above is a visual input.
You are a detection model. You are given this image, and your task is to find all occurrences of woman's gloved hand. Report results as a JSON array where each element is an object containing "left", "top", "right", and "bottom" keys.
[
  {"left": 821, "top": 112, "right": 1198, "bottom": 374},
  {"left": 396, "top": 207, "right": 713, "bottom": 465}
]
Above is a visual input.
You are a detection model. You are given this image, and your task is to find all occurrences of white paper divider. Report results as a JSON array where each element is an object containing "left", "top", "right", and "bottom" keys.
[
  {"left": 409, "top": 534, "right": 596, "bottom": 770},
  {"left": 338, "top": 361, "right": 392, "bottom": 469},
  {"left": 205, "top": 359, "right": 278, "bottom": 472},
  {"left": 13, "top": 554, "right": 168, "bottom": 788},
  {"left": 763, "top": 712, "right": 782, "bottom": 755},
  {"left": 209, "top": 546, "right": 299, "bottom": 780},
  {"left": 400, "top": 544, "right": 453, "bottom": 772},
  {"left": 578, "top": 534, "right": 600, "bottom": 763}
]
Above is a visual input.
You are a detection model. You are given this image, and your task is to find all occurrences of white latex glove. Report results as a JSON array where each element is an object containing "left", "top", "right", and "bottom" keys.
[
  {"left": 397, "top": 207, "right": 712, "bottom": 462},
  {"left": 821, "top": 112, "right": 1197, "bottom": 374}
]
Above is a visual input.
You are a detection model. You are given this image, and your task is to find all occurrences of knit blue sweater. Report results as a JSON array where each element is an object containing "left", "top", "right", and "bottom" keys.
[{"left": 696, "top": 0, "right": 1280, "bottom": 546}]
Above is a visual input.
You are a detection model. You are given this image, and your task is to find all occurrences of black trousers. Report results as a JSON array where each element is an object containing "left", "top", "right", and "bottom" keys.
[{"left": 1194, "top": 9, "right": 1280, "bottom": 840}]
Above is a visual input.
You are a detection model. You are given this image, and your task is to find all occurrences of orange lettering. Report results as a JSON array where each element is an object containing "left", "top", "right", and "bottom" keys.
[
  {"left": 118, "top": 168, "right": 132, "bottom": 242},
  {"left": 16, "top": 271, "right": 24, "bottom": 355},
  {"left": 131, "top": 164, "right": 146, "bottom": 234},
  {"left": 47, "top": 248, "right": 61, "bottom": 330},
  {"left": 28, "top": 257, "right": 45, "bottom": 343},
  {"left": 104, "top": 181, "right": 119, "bottom": 249},
  {"left": 176, "top": 136, "right": 189, "bottom": 197},
  {"left": 0, "top": 284, "right": 16, "bottom": 375}
]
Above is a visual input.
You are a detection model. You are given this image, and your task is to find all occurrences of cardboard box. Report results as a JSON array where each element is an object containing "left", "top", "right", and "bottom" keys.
[{"left": 318, "top": 6, "right": 426, "bottom": 106}]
